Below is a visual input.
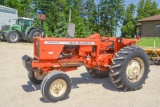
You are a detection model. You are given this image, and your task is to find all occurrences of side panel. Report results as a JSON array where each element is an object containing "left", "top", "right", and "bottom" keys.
[
  {"left": 34, "top": 38, "right": 64, "bottom": 60},
  {"left": 79, "top": 45, "right": 93, "bottom": 56},
  {"left": 11, "top": 25, "right": 22, "bottom": 32}
]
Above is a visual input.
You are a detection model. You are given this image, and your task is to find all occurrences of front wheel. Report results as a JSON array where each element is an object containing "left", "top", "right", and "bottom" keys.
[
  {"left": 6, "top": 31, "right": 20, "bottom": 43},
  {"left": 41, "top": 71, "right": 72, "bottom": 102},
  {"left": 109, "top": 46, "right": 150, "bottom": 91},
  {"left": 28, "top": 68, "right": 45, "bottom": 85}
]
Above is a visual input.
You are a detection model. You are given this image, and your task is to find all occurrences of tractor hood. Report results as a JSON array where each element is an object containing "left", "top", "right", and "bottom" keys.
[
  {"left": 11, "top": 24, "right": 21, "bottom": 29},
  {"left": 1, "top": 25, "right": 10, "bottom": 31},
  {"left": 1, "top": 24, "right": 21, "bottom": 32}
]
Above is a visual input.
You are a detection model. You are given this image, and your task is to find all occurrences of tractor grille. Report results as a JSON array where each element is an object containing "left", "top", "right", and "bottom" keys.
[
  {"left": 1, "top": 25, "right": 9, "bottom": 31},
  {"left": 35, "top": 39, "right": 40, "bottom": 57}
]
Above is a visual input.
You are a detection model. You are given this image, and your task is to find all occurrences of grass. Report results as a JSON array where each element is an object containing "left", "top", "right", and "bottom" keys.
[{"left": 136, "top": 37, "right": 160, "bottom": 48}]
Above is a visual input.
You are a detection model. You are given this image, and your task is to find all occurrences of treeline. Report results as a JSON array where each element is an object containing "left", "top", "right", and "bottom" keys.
[
  {"left": 0, "top": 0, "right": 160, "bottom": 38},
  {"left": 121, "top": 0, "right": 160, "bottom": 38}
]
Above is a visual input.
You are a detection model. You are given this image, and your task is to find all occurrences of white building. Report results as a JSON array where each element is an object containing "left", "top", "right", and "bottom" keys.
[{"left": 0, "top": 5, "right": 18, "bottom": 30}]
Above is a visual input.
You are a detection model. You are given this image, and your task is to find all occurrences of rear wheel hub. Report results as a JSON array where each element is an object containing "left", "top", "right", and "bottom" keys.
[{"left": 126, "top": 58, "right": 144, "bottom": 83}]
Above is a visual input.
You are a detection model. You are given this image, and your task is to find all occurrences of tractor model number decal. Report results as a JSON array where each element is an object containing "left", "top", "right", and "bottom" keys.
[{"left": 44, "top": 41, "right": 95, "bottom": 45}]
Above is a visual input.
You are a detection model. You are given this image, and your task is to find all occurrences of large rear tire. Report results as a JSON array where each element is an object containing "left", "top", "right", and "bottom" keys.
[
  {"left": 41, "top": 71, "right": 72, "bottom": 102},
  {"left": 28, "top": 29, "right": 41, "bottom": 43},
  {"left": 109, "top": 46, "right": 150, "bottom": 91},
  {"left": 86, "top": 67, "right": 109, "bottom": 78}
]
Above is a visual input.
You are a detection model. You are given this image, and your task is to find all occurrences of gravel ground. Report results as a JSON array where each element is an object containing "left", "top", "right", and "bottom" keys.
[{"left": 0, "top": 42, "right": 160, "bottom": 107}]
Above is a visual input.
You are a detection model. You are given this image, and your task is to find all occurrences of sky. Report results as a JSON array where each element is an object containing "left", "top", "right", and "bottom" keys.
[
  {"left": 125, "top": 0, "right": 160, "bottom": 8},
  {"left": 96, "top": 0, "right": 160, "bottom": 36}
]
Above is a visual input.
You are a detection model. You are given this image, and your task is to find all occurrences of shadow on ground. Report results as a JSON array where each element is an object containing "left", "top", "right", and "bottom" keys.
[
  {"left": 39, "top": 96, "right": 70, "bottom": 103},
  {"left": 21, "top": 81, "right": 40, "bottom": 92},
  {"left": 39, "top": 97, "right": 49, "bottom": 103},
  {"left": 22, "top": 72, "right": 120, "bottom": 93},
  {"left": 22, "top": 72, "right": 120, "bottom": 103},
  {"left": 71, "top": 72, "right": 120, "bottom": 92}
]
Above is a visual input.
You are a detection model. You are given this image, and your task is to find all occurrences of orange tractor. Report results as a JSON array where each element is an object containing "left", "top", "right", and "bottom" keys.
[{"left": 22, "top": 33, "right": 149, "bottom": 102}]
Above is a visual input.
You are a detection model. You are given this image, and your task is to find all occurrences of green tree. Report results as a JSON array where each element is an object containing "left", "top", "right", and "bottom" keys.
[
  {"left": 149, "top": 1, "right": 160, "bottom": 16},
  {"left": 136, "top": 0, "right": 160, "bottom": 20},
  {"left": 71, "top": 0, "right": 88, "bottom": 37},
  {"left": 143, "top": 0, "right": 152, "bottom": 17},
  {"left": 34, "top": 0, "right": 69, "bottom": 37},
  {"left": 4, "top": 0, "right": 33, "bottom": 17},
  {"left": 52, "top": 0, "right": 68, "bottom": 37},
  {"left": 19, "top": 0, "right": 34, "bottom": 17},
  {"left": 0, "top": 0, "right": 4, "bottom": 5},
  {"left": 4, "top": 0, "right": 20, "bottom": 11},
  {"left": 99, "top": 0, "right": 124, "bottom": 36},
  {"left": 121, "top": 3, "right": 136, "bottom": 38},
  {"left": 136, "top": 0, "right": 145, "bottom": 20},
  {"left": 54, "top": 13, "right": 67, "bottom": 37},
  {"left": 32, "top": 0, "right": 51, "bottom": 35},
  {"left": 84, "top": 0, "right": 97, "bottom": 35}
]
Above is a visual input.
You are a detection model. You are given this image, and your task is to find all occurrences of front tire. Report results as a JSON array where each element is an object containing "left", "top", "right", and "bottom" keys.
[
  {"left": 6, "top": 31, "right": 20, "bottom": 43},
  {"left": 28, "top": 29, "right": 41, "bottom": 43},
  {"left": 41, "top": 71, "right": 72, "bottom": 102},
  {"left": 25, "top": 58, "right": 43, "bottom": 85},
  {"left": 28, "top": 68, "right": 43, "bottom": 85},
  {"left": 109, "top": 46, "right": 149, "bottom": 91}
]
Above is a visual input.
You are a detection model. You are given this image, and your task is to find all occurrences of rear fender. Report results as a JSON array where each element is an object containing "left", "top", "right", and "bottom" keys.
[{"left": 25, "top": 26, "right": 39, "bottom": 37}]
